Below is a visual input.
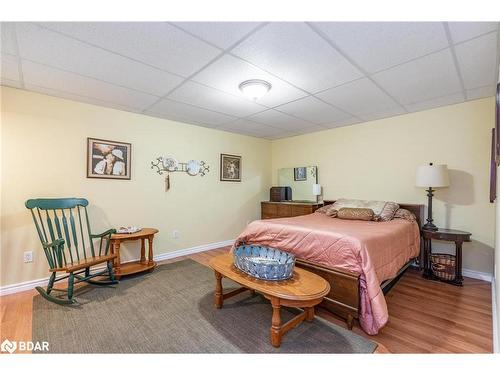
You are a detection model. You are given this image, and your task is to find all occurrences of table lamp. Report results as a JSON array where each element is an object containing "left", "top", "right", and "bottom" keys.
[
  {"left": 416, "top": 163, "right": 450, "bottom": 231},
  {"left": 312, "top": 184, "right": 322, "bottom": 202}
]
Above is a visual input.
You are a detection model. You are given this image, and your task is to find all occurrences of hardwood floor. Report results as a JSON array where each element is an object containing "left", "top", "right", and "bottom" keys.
[{"left": 0, "top": 247, "right": 492, "bottom": 353}]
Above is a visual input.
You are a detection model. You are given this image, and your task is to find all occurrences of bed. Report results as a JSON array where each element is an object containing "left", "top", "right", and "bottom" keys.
[{"left": 233, "top": 200, "right": 424, "bottom": 335}]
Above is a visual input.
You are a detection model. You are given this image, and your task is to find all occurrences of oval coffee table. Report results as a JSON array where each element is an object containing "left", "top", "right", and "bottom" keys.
[{"left": 209, "top": 253, "right": 330, "bottom": 347}]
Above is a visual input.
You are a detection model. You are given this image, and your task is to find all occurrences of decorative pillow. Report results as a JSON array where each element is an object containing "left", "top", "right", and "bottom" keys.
[
  {"left": 337, "top": 207, "right": 374, "bottom": 221},
  {"left": 332, "top": 198, "right": 399, "bottom": 222},
  {"left": 315, "top": 204, "right": 334, "bottom": 214},
  {"left": 393, "top": 208, "right": 417, "bottom": 222},
  {"left": 325, "top": 207, "right": 338, "bottom": 218}
]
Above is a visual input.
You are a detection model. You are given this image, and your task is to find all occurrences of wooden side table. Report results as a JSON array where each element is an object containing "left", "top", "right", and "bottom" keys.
[
  {"left": 422, "top": 228, "right": 471, "bottom": 286},
  {"left": 110, "top": 228, "right": 159, "bottom": 279}
]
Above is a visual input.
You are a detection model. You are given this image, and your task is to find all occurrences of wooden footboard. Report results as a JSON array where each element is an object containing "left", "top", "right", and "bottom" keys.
[{"left": 295, "top": 258, "right": 360, "bottom": 330}]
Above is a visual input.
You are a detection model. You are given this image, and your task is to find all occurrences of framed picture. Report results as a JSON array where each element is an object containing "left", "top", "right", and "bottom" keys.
[
  {"left": 87, "top": 137, "right": 131, "bottom": 180},
  {"left": 294, "top": 167, "right": 307, "bottom": 181},
  {"left": 491, "top": 128, "right": 497, "bottom": 203},
  {"left": 496, "top": 83, "right": 500, "bottom": 165},
  {"left": 220, "top": 154, "right": 241, "bottom": 182}
]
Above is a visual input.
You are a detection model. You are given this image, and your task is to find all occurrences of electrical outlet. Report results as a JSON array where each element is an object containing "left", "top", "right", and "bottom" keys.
[
  {"left": 24, "top": 251, "right": 33, "bottom": 263},
  {"left": 172, "top": 230, "right": 180, "bottom": 239}
]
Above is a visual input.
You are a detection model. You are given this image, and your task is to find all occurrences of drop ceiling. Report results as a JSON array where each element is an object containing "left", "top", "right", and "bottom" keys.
[{"left": 1, "top": 22, "right": 499, "bottom": 139}]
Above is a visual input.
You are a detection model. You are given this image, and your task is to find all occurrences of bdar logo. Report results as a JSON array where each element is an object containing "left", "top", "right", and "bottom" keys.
[{"left": 1, "top": 339, "right": 17, "bottom": 353}]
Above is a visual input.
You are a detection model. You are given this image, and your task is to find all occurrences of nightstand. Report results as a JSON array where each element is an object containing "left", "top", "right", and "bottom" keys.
[{"left": 422, "top": 228, "right": 471, "bottom": 286}]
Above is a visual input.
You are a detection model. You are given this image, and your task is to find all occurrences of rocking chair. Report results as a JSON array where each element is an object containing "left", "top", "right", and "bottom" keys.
[{"left": 25, "top": 198, "right": 118, "bottom": 304}]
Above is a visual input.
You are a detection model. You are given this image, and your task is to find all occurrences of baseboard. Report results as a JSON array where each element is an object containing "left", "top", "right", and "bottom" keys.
[
  {"left": 462, "top": 268, "right": 493, "bottom": 282},
  {"left": 0, "top": 239, "right": 234, "bottom": 296},
  {"left": 492, "top": 277, "right": 498, "bottom": 354}
]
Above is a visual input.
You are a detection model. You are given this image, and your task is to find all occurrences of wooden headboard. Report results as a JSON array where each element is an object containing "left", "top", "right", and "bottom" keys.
[{"left": 323, "top": 200, "right": 425, "bottom": 230}]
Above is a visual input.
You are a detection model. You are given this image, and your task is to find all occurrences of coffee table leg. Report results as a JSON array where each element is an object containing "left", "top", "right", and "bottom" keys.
[
  {"left": 305, "top": 306, "right": 315, "bottom": 322},
  {"left": 270, "top": 297, "right": 282, "bottom": 347},
  {"left": 214, "top": 271, "right": 223, "bottom": 309}
]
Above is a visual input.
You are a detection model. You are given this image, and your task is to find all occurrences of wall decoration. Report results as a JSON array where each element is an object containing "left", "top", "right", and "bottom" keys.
[
  {"left": 496, "top": 83, "right": 500, "bottom": 165},
  {"left": 87, "top": 138, "right": 131, "bottom": 180},
  {"left": 490, "top": 128, "right": 496, "bottom": 203},
  {"left": 151, "top": 155, "right": 209, "bottom": 191},
  {"left": 220, "top": 154, "right": 241, "bottom": 182},
  {"left": 294, "top": 167, "right": 307, "bottom": 181}
]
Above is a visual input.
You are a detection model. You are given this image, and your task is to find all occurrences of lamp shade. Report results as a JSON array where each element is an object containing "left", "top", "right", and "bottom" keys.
[
  {"left": 312, "top": 184, "right": 322, "bottom": 196},
  {"left": 416, "top": 164, "right": 450, "bottom": 188}
]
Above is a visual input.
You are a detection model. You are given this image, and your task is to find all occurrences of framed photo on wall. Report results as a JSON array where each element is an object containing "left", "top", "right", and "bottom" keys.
[
  {"left": 294, "top": 167, "right": 307, "bottom": 181},
  {"left": 87, "top": 138, "right": 131, "bottom": 180},
  {"left": 496, "top": 83, "right": 500, "bottom": 165},
  {"left": 220, "top": 154, "right": 241, "bottom": 182}
]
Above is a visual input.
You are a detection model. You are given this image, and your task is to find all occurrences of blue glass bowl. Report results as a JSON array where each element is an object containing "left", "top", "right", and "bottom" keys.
[{"left": 233, "top": 245, "right": 295, "bottom": 281}]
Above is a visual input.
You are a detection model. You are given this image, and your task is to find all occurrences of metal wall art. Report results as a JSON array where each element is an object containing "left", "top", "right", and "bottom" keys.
[{"left": 151, "top": 156, "right": 209, "bottom": 191}]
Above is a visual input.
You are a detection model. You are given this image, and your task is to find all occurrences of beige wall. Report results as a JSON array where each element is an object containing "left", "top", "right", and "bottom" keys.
[
  {"left": 1, "top": 87, "right": 496, "bottom": 288},
  {"left": 272, "top": 98, "right": 495, "bottom": 274},
  {"left": 495, "top": 166, "right": 499, "bottom": 352},
  {"left": 0, "top": 87, "right": 271, "bottom": 286}
]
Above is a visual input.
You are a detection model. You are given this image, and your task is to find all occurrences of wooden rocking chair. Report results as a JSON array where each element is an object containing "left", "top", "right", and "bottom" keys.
[{"left": 25, "top": 198, "right": 118, "bottom": 305}]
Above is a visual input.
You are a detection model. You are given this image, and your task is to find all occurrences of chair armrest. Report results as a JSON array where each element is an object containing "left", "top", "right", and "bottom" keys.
[{"left": 90, "top": 228, "right": 117, "bottom": 238}]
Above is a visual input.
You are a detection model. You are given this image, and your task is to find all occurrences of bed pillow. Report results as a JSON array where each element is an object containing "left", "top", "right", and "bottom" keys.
[
  {"left": 393, "top": 208, "right": 417, "bottom": 222},
  {"left": 332, "top": 198, "right": 399, "bottom": 222},
  {"left": 315, "top": 203, "right": 334, "bottom": 214},
  {"left": 337, "top": 207, "right": 374, "bottom": 221}
]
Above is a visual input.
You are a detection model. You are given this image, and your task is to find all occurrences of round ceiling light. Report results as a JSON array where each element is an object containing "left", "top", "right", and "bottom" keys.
[{"left": 238, "top": 79, "right": 272, "bottom": 101}]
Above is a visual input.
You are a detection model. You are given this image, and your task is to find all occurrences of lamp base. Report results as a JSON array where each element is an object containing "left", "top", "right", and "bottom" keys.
[{"left": 422, "top": 222, "right": 438, "bottom": 231}]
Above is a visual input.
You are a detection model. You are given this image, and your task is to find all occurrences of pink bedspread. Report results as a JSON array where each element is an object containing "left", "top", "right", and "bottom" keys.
[{"left": 233, "top": 212, "right": 420, "bottom": 335}]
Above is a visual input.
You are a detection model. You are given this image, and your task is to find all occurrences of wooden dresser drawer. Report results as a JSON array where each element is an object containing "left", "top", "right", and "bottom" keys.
[
  {"left": 290, "top": 205, "right": 314, "bottom": 216},
  {"left": 261, "top": 201, "right": 321, "bottom": 219},
  {"left": 261, "top": 202, "right": 277, "bottom": 217},
  {"left": 277, "top": 204, "right": 292, "bottom": 217}
]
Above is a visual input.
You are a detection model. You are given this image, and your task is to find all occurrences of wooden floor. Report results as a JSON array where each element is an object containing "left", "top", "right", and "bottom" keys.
[{"left": 0, "top": 247, "right": 493, "bottom": 353}]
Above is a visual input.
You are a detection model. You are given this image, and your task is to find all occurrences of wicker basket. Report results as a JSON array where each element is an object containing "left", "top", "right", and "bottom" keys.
[{"left": 430, "top": 253, "right": 456, "bottom": 281}]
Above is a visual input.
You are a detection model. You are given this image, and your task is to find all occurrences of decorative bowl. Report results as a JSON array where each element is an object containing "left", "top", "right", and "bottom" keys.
[{"left": 233, "top": 245, "right": 295, "bottom": 281}]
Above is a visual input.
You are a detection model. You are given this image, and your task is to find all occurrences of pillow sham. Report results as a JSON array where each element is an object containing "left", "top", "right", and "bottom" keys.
[
  {"left": 337, "top": 207, "right": 374, "bottom": 221},
  {"left": 315, "top": 204, "right": 334, "bottom": 214},
  {"left": 393, "top": 208, "right": 417, "bottom": 222},
  {"left": 332, "top": 198, "right": 399, "bottom": 222}
]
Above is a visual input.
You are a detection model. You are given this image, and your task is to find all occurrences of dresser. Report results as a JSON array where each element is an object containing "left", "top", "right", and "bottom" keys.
[{"left": 261, "top": 201, "right": 322, "bottom": 219}]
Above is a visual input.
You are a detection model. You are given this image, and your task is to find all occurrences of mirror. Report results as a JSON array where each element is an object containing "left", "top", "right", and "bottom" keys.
[{"left": 277, "top": 166, "right": 318, "bottom": 202}]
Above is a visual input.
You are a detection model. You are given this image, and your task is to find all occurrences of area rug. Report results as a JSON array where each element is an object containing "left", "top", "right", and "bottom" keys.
[{"left": 32, "top": 259, "right": 377, "bottom": 353}]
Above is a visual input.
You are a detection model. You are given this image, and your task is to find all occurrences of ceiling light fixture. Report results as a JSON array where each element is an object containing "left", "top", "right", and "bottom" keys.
[{"left": 238, "top": 79, "right": 272, "bottom": 101}]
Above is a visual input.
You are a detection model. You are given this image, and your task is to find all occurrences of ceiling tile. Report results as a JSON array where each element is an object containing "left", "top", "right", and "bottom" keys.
[
  {"left": 145, "top": 98, "right": 236, "bottom": 126},
  {"left": 1, "top": 53, "right": 21, "bottom": 81},
  {"left": 265, "top": 131, "right": 298, "bottom": 140},
  {"left": 1, "top": 23, "right": 18, "bottom": 55},
  {"left": 16, "top": 23, "right": 183, "bottom": 97},
  {"left": 322, "top": 117, "right": 360, "bottom": 128},
  {"left": 22, "top": 60, "right": 159, "bottom": 110},
  {"left": 39, "top": 22, "right": 221, "bottom": 77},
  {"left": 275, "top": 96, "right": 351, "bottom": 125},
  {"left": 372, "top": 49, "right": 462, "bottom": 105},
  {"left": 24, "top": 83, "right": 143, "bottom": 113},
  {"left": 447, "top": 22, "right": 499, "bottom": 44},
  {"left": 218, "top": 119, "right": 285, "bottom": 137},
  {"left": 313, "top": 22, "right": 448, "bottom": 74},
  {"left": 454, "top": 32, "right": 498, "bottom": 90},
  {"left": 191, "top": 54, "right": 307, "bottom": 107},
  {"left": 316, "top": 77, "right": 401, "bottom": 117},
  {"left": 404, "top": 91, "right": 465, "bottom": 112},
  {"left": 358, "top": 107, "right": 407, "bottom": 122},
  {"left": 168, "top": 80, "right": 266, "bottom": 117},
  {"left": 1, "top": 79, "right": 23, "bottom": 89},
  {"left": 173, "top": 22, "right": 262, "bottom": 49},
  {"left": 247, "top": 109, "right": 317, "bottom": 131},
  {"left": 231, "top": 22, "right": 363, "bottom": 93},
  {"left": 466, "top": 85, "right": 496, "bottom": 100}
]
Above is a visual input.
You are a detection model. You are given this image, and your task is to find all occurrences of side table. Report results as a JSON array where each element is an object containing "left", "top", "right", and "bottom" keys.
[
  {"left": 422, "top": 228, "right": 471, "bottom": 286},
  {"left": 110, "top": 228, "right": 159, "bottom": 279}
]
